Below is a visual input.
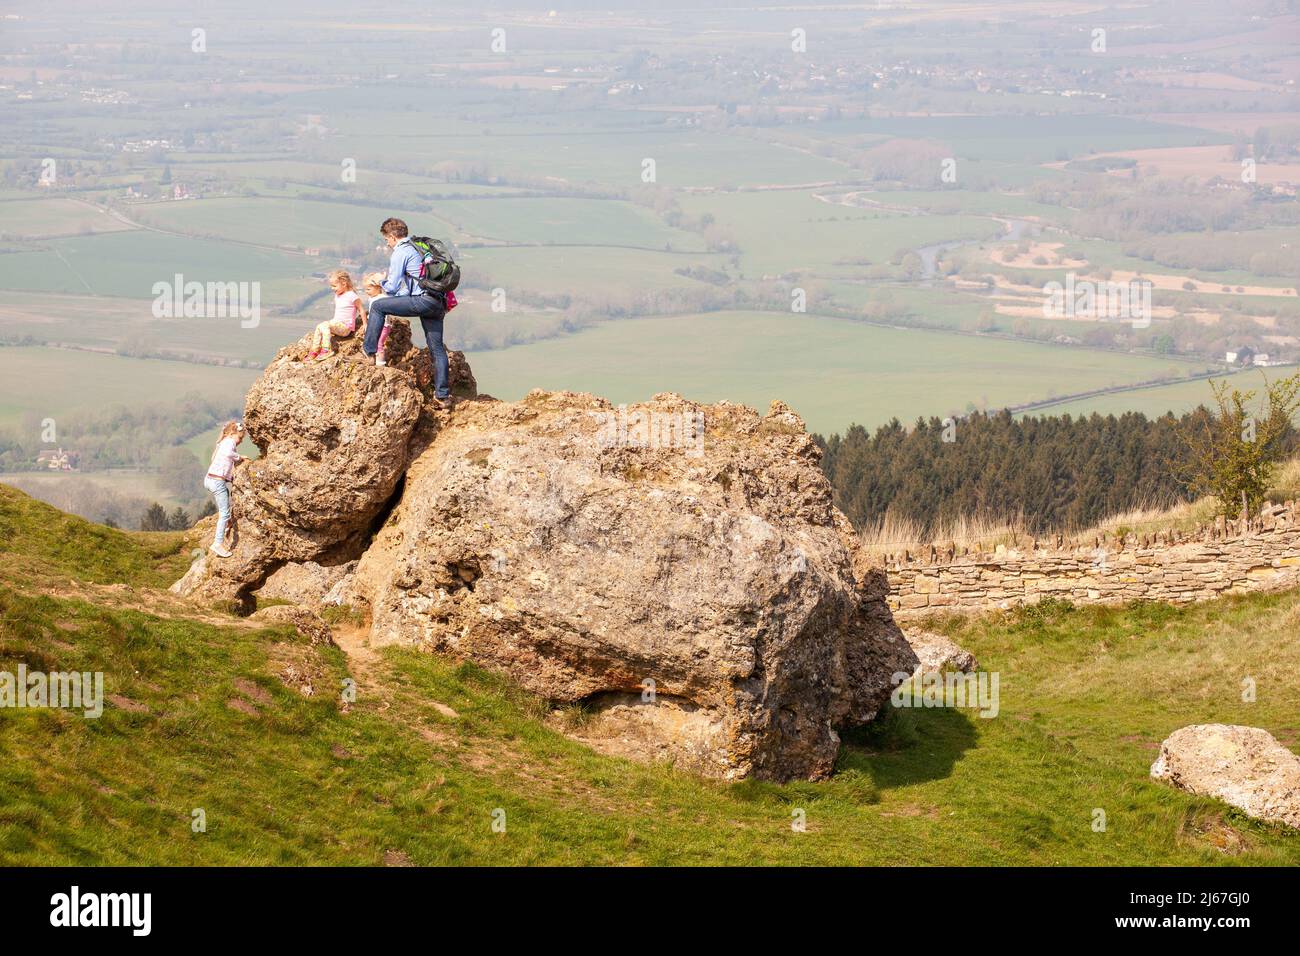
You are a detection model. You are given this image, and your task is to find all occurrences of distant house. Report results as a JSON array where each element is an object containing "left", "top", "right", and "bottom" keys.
[{"left": 1227, "top": 346, "right": 1256, "bottom": 366}]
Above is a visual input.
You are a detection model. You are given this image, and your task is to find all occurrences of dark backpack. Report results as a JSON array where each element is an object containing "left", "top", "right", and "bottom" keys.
[{"left": 409, "top": 236, "right": 461, "bottom": 295}]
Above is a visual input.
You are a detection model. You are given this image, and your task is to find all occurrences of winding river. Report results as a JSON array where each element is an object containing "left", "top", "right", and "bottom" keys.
[{"left": 813, "top": 188, "right": 1035, "bottom": 279}]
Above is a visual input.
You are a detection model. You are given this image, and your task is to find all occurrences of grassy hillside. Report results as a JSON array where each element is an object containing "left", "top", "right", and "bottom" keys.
[
  {"left": 0, "top": 484, "right": 189, "bottom": 588},
  {"left": 1, "top": 484, "right": 1297, "bottom": 865}
]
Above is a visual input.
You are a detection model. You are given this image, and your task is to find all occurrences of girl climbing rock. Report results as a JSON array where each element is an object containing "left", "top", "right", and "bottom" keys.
[{"left": 204, "top": 421, "right": 246, "bottom": 558}]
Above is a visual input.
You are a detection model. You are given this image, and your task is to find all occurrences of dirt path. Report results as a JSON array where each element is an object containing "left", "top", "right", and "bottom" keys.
[
  {"left": 331, "top": 622, "right": 384, "bottom": 690},
  {"left": 28, "top": 576, "right": 266, "bottom": 630}
]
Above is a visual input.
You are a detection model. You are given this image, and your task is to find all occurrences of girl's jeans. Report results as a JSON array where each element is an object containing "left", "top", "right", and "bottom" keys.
[{"left": 204, "top": 476, "right": 231, "bottom": 547}]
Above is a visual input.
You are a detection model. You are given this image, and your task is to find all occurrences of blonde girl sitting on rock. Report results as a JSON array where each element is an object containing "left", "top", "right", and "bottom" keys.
[{"left": 308, "top": 270, "right": 365, "bottom": 362}]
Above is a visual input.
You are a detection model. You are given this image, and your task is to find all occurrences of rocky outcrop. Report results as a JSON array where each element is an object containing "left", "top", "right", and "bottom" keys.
[
  {"left": 171, "top": 326, "right": 474, "bottom": 608},
  {"left": 173, "top": 342, "right": 916, "bottom": 780},
  {"left": 1151, "top": 724, "right": 1300, "bottom": 829}
]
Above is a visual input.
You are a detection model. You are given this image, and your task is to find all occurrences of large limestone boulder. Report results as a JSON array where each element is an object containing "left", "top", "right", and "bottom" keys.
[
  {"left": 1151, "top": 724, "right": 1300, "bottom": 828},
  {"left": 350, "top": 391, "right": 916, "bottom": 780},
  {"left": 171, "top": 328, "right": 474, "bottom": 608}
]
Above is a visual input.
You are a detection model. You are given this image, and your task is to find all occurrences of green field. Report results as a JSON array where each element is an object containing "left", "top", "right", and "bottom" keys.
[
  {"left": 436, "top": 197, "right": 707, "bottom": 249},
  {"left": 134, "top": 194, "right": 707, "bottom": 252},
  {"left": 0, "top": 197, "right": 134, "bottom": 238},
  {"left": 0, "top": 292, "right": 318, "bottom": 365},
  {"left": 462, "top": 244, "right": 714, "bottom": 296},
  {"left": 805, "top": 114, "right": 1229, "bottom": 164},
  {"left": 128, "top": 197, "right": 453, "bottom": 251},
  {"left": 2, "top": 485, "right": 1298, "bottom": 865},
  {"left": 167, "top": 158, "right": 504, "bottom": 194},
  {"left": 821, "top": 283, "right": 1067, "bottom": 336},
  {"left": 0, "top": 231, "right": 318, "bottom": 302},
  {"left": 0, "top": 347, "right": 257, "bottom": 430},
  {"left": 327, "top": 126, "right": 858, "bottom": 189},
  {"left": 862, "top": 189, "right": 1068, "bottom": 221},
  {"left": 678, "top": 189, "right": 1003, "bottom": 276},
  {"left": 466, "top": 311, "right": 1199, "bottom": 434},
  {"left": 1034, "top": 367, "right": 1298, "bottom": 420}
]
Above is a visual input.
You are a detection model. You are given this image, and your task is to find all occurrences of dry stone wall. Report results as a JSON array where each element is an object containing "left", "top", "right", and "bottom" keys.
[{"left": 885, "top": 503, "right": 1300, "bottom": 618}]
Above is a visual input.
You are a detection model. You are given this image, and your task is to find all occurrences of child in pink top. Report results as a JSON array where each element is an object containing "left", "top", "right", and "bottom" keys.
[
  {"left": 204, "top": 421, "right": 246, "bottom": 558},
  {"left": 363, "top": 271, "right": 394, "bottom": 366},
  {"left": 308, "top": 270, "right": 365, "bottom": 361}
]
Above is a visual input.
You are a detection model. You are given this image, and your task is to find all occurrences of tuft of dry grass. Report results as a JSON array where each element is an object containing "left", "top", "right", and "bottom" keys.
[
  {"left": 1267, "top": 456, "right": 1300, "bottom": 502},
  {"left": 857, "top": 511, "right": 1031, "bottom": 557},
  {"left": 1091, "top": 498, "right": 1219, "bottom": 539},
  {"left": 858, "top": 456, "right": 1300, "bottom": 556}
]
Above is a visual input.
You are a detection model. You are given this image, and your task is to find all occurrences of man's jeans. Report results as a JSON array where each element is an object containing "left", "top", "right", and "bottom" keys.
[
  {"left": 365, "top": 294, "right": 449, "bottom": 399},
  {"left": 204, "top": 475, "right": 231, "bottom": 547}
]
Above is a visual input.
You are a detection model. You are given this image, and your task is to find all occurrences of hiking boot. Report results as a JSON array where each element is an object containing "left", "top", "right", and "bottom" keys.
[
  {"left": 431, "top": 396, "right": 455, "bottom": 412},
  {"left": 375, "top": 354, "right": 387, "bottom": 367},
  {"left": 210, "top": 544, "right": 233, "bottom": 558}
]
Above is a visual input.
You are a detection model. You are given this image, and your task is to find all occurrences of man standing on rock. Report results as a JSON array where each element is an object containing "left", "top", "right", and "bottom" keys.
[{"left": 364, "top": 217, "right": 451, "bottom": 408}]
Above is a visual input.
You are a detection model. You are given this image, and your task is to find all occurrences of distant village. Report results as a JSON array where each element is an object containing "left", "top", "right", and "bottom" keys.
[{"left": 1226, "top": 345, "right": 1283, "bottom": 368}]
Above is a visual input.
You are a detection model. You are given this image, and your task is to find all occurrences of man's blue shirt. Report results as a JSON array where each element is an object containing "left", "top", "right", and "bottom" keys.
[{"left": 383, "top": 238, "right": 425, "bottom": 297}]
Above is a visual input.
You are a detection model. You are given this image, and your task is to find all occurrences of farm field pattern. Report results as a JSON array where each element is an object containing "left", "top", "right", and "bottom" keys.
[{"left": 1, "top": 0, "right": 1297, "bottom": 524}]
